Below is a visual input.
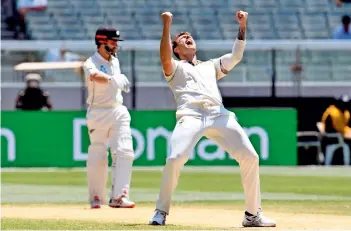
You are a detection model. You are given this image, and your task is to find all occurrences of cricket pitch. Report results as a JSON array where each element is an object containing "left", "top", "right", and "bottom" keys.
[{"left": 2, "top": 204, "right": 351, "bottom": 230}]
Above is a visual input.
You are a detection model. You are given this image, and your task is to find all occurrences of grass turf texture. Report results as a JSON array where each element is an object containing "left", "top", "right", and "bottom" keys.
[
  {"left": 2, "top": 167, "right": 351, "bottom": 230},
  {"left": 2, "top": 168, "right": 351, "bottom": 196},
  {"left": 2, "top": 218, "right": 226, "bottom": 230}
]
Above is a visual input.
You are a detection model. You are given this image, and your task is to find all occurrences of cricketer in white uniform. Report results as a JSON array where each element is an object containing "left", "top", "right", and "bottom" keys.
[
  {"left": 83, "top": 26, "right": 135, "bottom": 209},
  {"left": 149, "top": 11, "right": 276, "bottom": 227}
]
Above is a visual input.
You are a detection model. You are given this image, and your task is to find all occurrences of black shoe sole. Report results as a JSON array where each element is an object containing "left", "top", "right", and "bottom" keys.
[{"left": 149, "top": 221, "right": 164, "bottom": 226}]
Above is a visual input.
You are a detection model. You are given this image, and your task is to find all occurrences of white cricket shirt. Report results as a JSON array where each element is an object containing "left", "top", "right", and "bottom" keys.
[
  {"left": 165, "top": 58, "right": 225, "bottom": 118},
  {"left": 165, "top": 39, "right": 246, "bottom": 118},
  {"left": 83, "top": 52, "right": 123, "bottom": 108}
]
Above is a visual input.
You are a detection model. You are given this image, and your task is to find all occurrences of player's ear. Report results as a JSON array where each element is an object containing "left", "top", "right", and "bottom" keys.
[{"left": 173, "top": 47, "right": 181, "bottom": 59}]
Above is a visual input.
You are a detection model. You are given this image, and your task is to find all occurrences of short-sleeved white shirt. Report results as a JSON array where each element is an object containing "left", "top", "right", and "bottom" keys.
[{"left": 83, "top": 52, "right": 123, "bottom": 108}]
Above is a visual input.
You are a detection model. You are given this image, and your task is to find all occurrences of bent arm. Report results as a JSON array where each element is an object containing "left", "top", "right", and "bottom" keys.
[
  {"left": 15, "top": 94, "right": 23, "bottom": 109},
  {"left": 43, "top": 92, "right": 53, "bottom": 110},
  {"left": 321, "top": 107, "right": 331, "bottom": 123},
  {"left": 83, "top": 59, "right": 112, "bottom": 84}
]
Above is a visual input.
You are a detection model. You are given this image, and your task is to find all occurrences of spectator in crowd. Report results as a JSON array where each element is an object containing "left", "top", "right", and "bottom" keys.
[
  {"left": 15, "top": 0, "right": 47, "bottom": 39},
  {"left": 43, "top": 44, "right": 87, "bottom": 81},
  {"left": 15, "top": 73, "right": 53, "bottom": 111},
  {"left": 335, "top": 0, "right": 351, "bottom": 7},
  {"left": 44, "top": 46, "right": 85, "bottom": 63},
  {"left": 17, "top": 0, "right": 47, "bottom": 16},
  {"left": 3, "top": 0, "right": 24, "bottom": 39},
  {"left": 318, "top": 94, "right": 351, "bottom": 164},
  {"left": 332, "top": 15, "right": 351, "bottom": 39},
  {"left": 319, "top": 94, "right": 351, "bottom": 138}
]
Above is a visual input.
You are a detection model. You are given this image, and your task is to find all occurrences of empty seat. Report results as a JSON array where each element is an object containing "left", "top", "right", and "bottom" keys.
[
  {"left": 140, "top": 26, "right": 162, "bottom": 39},
  {"left": 229, "top": 0, "right": 253, "bottom": 11},
  {"left": 332, "top": 51, "right": 351, "bottom": 64},
  {"left": 305, "top": 0, "right": 330, "bottom": 12},
  {"left": 303, "top": 65, "right": 332, "bottom": 81},
  {"left": 26, "top": 11, "right": 52, "bottom": 24},
  {"left": 195, "top": 29, "right": 223, "bottom": 40},
  {"left": 48, "top": 0, "right": 71, "bottom": 8},
  {"left": 220, "top": 24, "right": 237, "bottom": 39},
  {"left": 332, "top": 65, "right": 351, "bottom": 81},
  {"left": 30, "top": 29, "right": 59, "bottom": 40},
  {"left": 76, "top": 8, "right": 104, "bottom": 17},
  {"left": 301, "top": 12, "right": 329, "bottom": 39},
  {"left": 308, "top": 51, "right": 332, "bottom": 64},
  {"left": 246, "top": 51, "right": 272, "bottom": 65},
  {"left": 71, "top": 0, "right": 97, "bottom": 7},
  {"left": 174, "top": 0, "right": 202, "bottom": 8},
  {"left": 252, "top": 0, "right": 279, "bottom": 10},
  {"left": 279, "top": 0, "right": 305, "bottom": 11},
  {"left": 276, "top": 66, "right": 296, "bottom": 82},
  {"left": 247, "top": 65, "right": 273, "bottom": 82},
  {"left": 276, "top": 50, "right": 297, "bottom": 64},
  {"left": 219, "top": 65, "right": 248, "bottom": 83},
  {"left": 170, "top": 24, "right": 194, "bottom": 36},
  {"left": 59, "top": 29, "right": 86, "bottom": 40},
  {"left": 274, "top": 12, "right": 300, "bottom": 30}
]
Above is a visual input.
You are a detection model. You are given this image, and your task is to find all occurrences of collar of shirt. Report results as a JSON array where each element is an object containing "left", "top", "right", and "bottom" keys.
[
  {"left": 182, "top": 60, "right": 201, "bottom": 66},
  {"left": 94, "top": 51, "right": 112, "bottom": 64}
]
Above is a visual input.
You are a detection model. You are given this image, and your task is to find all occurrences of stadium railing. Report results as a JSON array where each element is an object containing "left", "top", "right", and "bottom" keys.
[{"left": 2, "top": 39, "right": 351, "bottom": 90}]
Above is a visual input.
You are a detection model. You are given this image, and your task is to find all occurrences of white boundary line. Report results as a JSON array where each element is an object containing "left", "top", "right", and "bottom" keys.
[
  {"left": 2, "top": 82, "right": 351, "bottom": 88},
  {"left": 2, "top": 166, "right": 351, "bottom": 177}
]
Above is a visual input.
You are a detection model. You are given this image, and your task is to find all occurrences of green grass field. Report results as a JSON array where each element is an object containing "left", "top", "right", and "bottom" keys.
[{"left": 2, "top": 166, "right": 351, "bottom": 230}]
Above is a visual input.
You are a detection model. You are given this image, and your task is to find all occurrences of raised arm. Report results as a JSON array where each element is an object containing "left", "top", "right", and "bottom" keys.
[
  {"left": 214, "top": 11, "right": 248, "bottom": 80},
  {"left": 160, "top": 12, "right": 174, "bottom": 76}
]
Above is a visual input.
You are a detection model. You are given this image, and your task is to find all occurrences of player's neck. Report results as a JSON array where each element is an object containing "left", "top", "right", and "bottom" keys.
[
  {"left": 98, "top": 49, "right": 111, "bottom": 61},
  {"left": 181, "top": 54, "right": 197, "bottom": 65}
]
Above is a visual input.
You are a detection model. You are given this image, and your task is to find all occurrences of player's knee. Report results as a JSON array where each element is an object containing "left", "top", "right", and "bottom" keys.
[
  {"left": 166, "top": 153, "right": 188, "bottom": 168},
  {"left": 88, "top": 144, "right": 108, "bottom": 165},
  {"left": 110, "top": 135, "right": 134, "bottom": 161},
  {"left": 236, "top": 148, "right": 259, "bottom": 164},
  {"left": 244, "top": 150, "right": 259, "bottom": 164}
]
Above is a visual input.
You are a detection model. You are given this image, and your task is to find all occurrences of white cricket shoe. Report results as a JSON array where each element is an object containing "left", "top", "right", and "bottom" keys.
[
  {"left": 108, "top": 196, "right": 135, "bottom": 208},
  {"left": 90, "top": 196, "right": 101, "bottom": 209},
  {"left": 149, "top": 209, "right": 167, "bottom": 226},
  {"left": 242, "top": 211, "right": 276, "bottom": 227}
]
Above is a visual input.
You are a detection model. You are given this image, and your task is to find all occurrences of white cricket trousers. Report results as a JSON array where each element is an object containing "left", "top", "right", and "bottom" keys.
[
  {"left": 86, "top": 105, "right": 134, "bottom": 203},
  {"left": 156, "top": 107, "right": 261, "bottom": 215}
]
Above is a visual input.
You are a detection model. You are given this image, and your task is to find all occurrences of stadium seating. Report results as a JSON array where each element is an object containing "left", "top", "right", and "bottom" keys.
[
  {"left": 18, "top": 0, "right": 350, "bottom": 40},
  {"left": 1, "top": 0, "right": 351, "bottom": 83}
]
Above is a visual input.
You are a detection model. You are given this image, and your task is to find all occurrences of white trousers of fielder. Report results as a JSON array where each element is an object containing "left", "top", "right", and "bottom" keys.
[
  {"left": 86, "top": 105, "right": 134, "bottom": 204},
  {"left": 156, "top": 107, "right": 261, "bottom": 215}
]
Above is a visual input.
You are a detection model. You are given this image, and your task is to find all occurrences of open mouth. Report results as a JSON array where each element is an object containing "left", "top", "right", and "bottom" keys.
[{"left": 186, "top": 40, "right": 193, "bottom": 45}]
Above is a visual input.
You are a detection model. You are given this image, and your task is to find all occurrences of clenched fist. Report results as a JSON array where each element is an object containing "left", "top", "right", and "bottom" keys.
[
  {"left": 236, "top": 11, "right": 248, "bottom": 26},
  {"left": 161, "top": 12, "right": 173, "bottom": 26}
]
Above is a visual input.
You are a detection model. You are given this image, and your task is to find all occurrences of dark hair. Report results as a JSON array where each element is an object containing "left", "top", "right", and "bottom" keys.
[
  {"left": 342, "top": 15, "right": 350, "bottom": 25},
  {"left": 172, "top": 32, "right": 191, "bottom": 60}
]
